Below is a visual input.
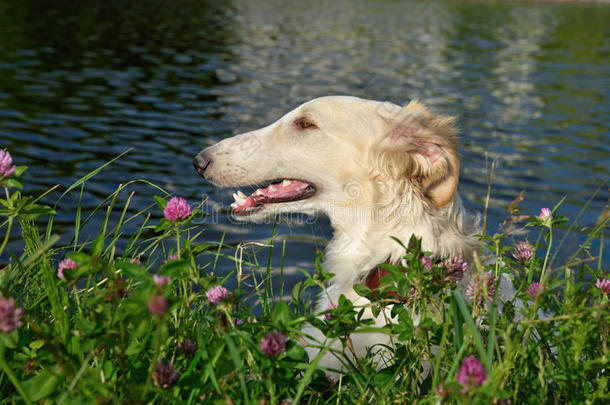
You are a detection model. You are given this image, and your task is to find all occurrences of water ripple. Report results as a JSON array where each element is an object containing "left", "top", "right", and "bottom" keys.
[{"left": 0, "top": 0, "right": 607, "bottom": 271}]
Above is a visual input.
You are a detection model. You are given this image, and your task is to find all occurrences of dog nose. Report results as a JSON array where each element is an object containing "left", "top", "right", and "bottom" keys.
[{"left": 193, "top": 152, "right": 212, "bottom": 177}]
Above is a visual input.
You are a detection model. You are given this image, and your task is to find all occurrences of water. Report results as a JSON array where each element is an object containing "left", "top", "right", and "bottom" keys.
[{"left": 1, "top": 0, "right": 608, "bottom": 279}]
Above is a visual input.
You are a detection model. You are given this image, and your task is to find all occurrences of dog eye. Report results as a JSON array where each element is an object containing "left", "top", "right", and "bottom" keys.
[{"left": 293, "top": 117, "right": 318, "bottom": 130}]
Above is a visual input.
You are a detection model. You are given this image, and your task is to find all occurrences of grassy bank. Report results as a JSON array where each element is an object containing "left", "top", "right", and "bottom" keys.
[{"left": 0, "top": 150, "right": 608, "bottom": 404}]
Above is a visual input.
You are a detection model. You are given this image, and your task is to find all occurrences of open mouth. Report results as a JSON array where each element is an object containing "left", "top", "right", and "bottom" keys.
[{"left": 231, "top": 179, "right": 316, "bottom": 216}]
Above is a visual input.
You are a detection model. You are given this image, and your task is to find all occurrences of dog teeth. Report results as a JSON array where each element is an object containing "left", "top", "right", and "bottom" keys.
[
  {"left": 254, "top": 189, "right": 263, "bottom": 196},
  {"left": 230, "top": 202, "right": 237, "bottom": 208},
  {"left": 268, "top": 185, "right": 277, "bottom": 192},
  {"left": 233, "top": 191, "right": 247, "bottom": 204},
  {"left": 282, "top": 180, "right": 292, "bottom": 186}
]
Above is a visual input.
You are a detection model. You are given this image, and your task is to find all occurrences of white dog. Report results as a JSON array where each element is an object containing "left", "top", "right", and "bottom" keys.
[{"left": 194, "top": 96, "right": 479, "bottom": 375}]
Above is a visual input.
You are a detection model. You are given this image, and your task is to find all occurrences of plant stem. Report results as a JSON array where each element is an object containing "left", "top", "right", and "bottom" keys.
[
  {"left": 527, "top": 229, "right": 544, "bottom": 284},
  {"left": 175, "top": 224, "right": 181, "bottom": 259},
  {"left": 0, "top": 215, "right": 14, "bottom": 259},
  {"left": 343, "top": 327, "right": 364, "bottom": 372},
  {"left": 481, "top": 159, "right": 496, "bottom": 239},
  {"left": 144, "top": 318, "right": 162, "bottom": 395},
  {"left": 72, "top": 284, "right": 83, "bottom": 317},
  {"left": 598, "top": 233, "right": 604, "bottom": 271},
  {"left": 540, "top": 228, "right": 553, "bottom": 285}
]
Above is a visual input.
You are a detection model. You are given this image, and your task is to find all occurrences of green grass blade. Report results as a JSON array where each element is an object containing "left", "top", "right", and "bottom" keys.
[
  {"left": 452, "top": 290, "right": 489, "bottom": 371},
  {"left": 294, "top": 345, "right": 330, "bottom": 404},
  {"left": 221, "top": 332, "right": 250, "bottom": 404}
]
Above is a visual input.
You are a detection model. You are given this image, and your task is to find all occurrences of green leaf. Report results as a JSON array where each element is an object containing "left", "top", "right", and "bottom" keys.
[
  {"left": 90, "top": 232, "right": 105, "bottom": 256},
  {"left": 75, "top": 317, "right": 96, "bottom": 335},
  {"left": 0, "top": 267, "right": 9, "bottom": 289},
  {"left": 396, "top": 307, "right": 414, "bottom": 340},
  {"left": 373, "top": 366, "right": 396, "bottom": 387},
  {"left": 291, "top": 281, "right": 303, "bottom": 304},
  {"left": 154, "top": 218, "right": 172, "bottom": 233},
  {"left": 67, "top": 251, "right": 91, "bottom": 264},
  {"left": 68, "top": 263, "right": 93, "bottom": 281},
  {"left": 125, "top": 339, "right": 144, "bottom": 356},
  {"left": 272, "top": 301, "right": 290, "bottom": 329},
  {"left": 452, "top": 290, "right": 490, "bottom": 371},
  {"left": 307, "top": 317, "right": 325, "bottom": 331},
  {"left": 117, "top": 261, "right": 151, "bottom": 280},
  {"left": 552, "top": 196, "right": 567, "bottom": 214},
  {"left": 14, "top": 165, "right": 28, "bottom": 177},
  {"left": 161, "top": 259, "right": 189, "bottom": 277},
  {"left": 285, "top": 342, "right": 308, "bottom": 362},
  {"left": 154, "top": 195, "right": 167, "bottom": 211},
  {"left": 18, "top": 204, "right": 55, "bottom": 220},
  {"left": 1, "top": 178, "right": 22, "bottom": 190},
  {"left": 29, "top": 340, "right": 45, "bottom": 350},
  {"left": 0, "top": 330, "right": 18, "bottom": 349},
  {"left": 191, "top": 243, "right": 212, "bottom": 256},
  {"left": 451, "top": 298, "right": 464, "bottom": 348},
  {"left": 419, "top": 317, "right": 435, "bottom": 330},
  {"left": 22, "top": 367, "right": 61, "bottom": 401},
  {"left": 103, "top": 361, "right": 115, "bottom": 382},
  {"left": 371, "top": 304, "right": 381, "bottom": 318},
  {"left": 133, "top": 318, "right": 153, "bottom": 339},
  {"left": 353, "top": 283, "right": 373, "bottom": 300},
  {"left": 222, "top": 333, "right": 249, "bottom": 403},
  {"left": 390, "top": 235, "right": 409, "bottom": 250}
]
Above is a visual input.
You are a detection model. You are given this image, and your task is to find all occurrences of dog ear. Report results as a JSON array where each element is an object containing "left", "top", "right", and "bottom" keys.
[{"left": 377, "top": 101, "right": 459, "bottom": 207}]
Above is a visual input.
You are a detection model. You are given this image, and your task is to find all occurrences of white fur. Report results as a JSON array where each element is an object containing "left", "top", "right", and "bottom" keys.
[{"left": 197, "top": 96, "right": 479, "bottom": 376}]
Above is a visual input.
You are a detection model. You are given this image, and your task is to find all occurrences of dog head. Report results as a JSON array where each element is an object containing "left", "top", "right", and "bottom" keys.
[{"left": 194, "top": 96, "right": 460, "bottom": 224}]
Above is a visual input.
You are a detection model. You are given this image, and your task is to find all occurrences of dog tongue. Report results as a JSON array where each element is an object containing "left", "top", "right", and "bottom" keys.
[{"left": 232, "top": 180, "right": 311, "bottom": 212}]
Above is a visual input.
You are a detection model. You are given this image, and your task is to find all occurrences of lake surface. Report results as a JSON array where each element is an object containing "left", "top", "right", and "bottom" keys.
[{"left": 1, "top": 0, "right": 608, "bottom": 280}]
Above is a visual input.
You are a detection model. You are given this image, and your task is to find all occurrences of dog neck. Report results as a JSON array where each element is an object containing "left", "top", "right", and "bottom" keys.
[
  {"left": 362, "top": 255, "right": 452, "bottom": 300},
  {"left": 322, "top": 192, "right": 478, "bottom": 293},
  {"left": 363, "top": 262, "right": 403, "bottom": 300}
]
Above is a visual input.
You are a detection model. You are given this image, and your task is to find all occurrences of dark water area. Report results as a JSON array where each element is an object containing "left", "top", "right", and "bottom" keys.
[{"left": 1, "top": 0, "right": 608, "bottom": 284}]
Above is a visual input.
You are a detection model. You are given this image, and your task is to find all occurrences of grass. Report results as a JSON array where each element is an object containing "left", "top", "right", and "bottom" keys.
[{"left": 0, "top": 154, "right": 608, "bottom": 404}]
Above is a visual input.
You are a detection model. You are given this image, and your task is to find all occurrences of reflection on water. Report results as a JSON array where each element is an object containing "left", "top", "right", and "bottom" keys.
[{"left": 1, "top": 0, "right": 608, "bottom": 275}]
